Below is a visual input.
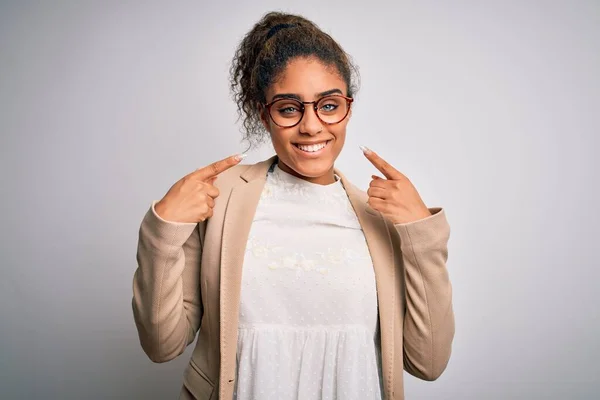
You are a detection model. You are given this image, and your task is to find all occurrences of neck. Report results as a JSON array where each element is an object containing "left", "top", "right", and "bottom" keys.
[{"left": 277, "top": 161, "right": 336, "bottom": 185}]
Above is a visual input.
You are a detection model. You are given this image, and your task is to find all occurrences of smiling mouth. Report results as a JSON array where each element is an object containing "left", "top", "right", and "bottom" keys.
[{"left": 293, "top": 140, "right": 332, "bottom": 153}]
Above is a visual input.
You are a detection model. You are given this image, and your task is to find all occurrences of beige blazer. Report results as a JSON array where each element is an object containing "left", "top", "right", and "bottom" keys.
[{"left": 133, "top": 155, "right": 454, "bottom": 400}]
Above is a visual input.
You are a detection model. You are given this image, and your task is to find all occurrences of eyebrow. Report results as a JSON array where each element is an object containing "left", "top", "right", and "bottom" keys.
[{"left": 271, "top": 88, "right": 344, "bottom": 102}]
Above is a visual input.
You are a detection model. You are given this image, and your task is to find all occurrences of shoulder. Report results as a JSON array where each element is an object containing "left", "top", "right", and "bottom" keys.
[
  {"left": 337, "top": 172, "right": 369, "bottom": 204},
  {"left": 218, "top": 163, "right": 250, "bottom": 180},
  {"left": 212, "top": 161, "right": 266, "bottom": 191},
  {"left": 213, "top": 155, "right": 277, "bottom": 189},
  {"left": 337, "top": 173, "right": 398, "bottom": 231},
  {"left": 212, "top": 164, "right": 248, "bottom": 189},
  {"left": 346, "top": 181, "right": 368, "bottom": 202}
]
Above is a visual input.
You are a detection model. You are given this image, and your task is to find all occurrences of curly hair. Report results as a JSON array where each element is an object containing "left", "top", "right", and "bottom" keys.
[{"left": 230, "top": 11, "right": 360, "bottom": 149}]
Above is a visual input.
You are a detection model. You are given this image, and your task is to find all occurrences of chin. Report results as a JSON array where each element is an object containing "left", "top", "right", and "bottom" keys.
[
  {"left": 286, "top": 152, "right": 337, "bottom": 178},
  {"left": 291, "top": 161, "right": 330, "bottom": 178}
]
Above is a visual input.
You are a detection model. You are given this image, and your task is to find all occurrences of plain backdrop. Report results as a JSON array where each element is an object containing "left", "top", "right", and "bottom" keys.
[{"left": 1, "top": 1, "right": 598, "bottom": 399}]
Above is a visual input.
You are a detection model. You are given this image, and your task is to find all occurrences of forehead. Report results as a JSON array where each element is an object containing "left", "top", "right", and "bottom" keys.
[{"left": 267, "top": 57, "right": 347, "bottom": 100}]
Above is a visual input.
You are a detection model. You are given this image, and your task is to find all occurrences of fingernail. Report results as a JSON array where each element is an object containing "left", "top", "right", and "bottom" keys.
[
  {"left": 235, "top": 153, "right": 248, "bottom": 161},
  {"left": 360, "top": 145, "right": 371, "bottom": 154}
]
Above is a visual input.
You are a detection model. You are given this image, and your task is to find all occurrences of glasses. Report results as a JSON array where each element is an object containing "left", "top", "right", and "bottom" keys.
[{"left": 264, "top": 94, "right": 354, "bottom": 128}]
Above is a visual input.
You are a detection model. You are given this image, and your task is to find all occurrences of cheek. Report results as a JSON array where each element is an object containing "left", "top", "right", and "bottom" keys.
[
  {"left": 269, "top": 129, "right": 293, "bottom": 151},
  {"left": 331, "top": 125, "right": 347, "bottom": 145}
]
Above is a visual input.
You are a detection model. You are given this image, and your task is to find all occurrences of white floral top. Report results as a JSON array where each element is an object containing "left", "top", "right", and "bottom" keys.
[{"left": 234, "top": 163, "right": 383, "bottom": 400}]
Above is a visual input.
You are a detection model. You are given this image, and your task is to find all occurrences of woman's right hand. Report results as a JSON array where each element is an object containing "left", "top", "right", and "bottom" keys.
[{"left": 154, "top": 154, "right": 244, "bottom": 223}]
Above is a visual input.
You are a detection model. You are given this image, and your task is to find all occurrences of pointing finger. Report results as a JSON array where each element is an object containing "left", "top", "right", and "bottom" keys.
[
  {"left": 195, "top": 154, "right": 246, "bottom": 181},
  {"left": 360, "top": 146, "right": 404, "bottom": 180}
]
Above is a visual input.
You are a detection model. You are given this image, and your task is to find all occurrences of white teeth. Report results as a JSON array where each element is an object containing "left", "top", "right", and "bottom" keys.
[{"left": 297, "top": 141, "right": 327, "bottom": 152}]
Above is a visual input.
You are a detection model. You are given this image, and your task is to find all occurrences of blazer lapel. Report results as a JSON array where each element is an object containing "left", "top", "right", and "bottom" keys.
[
  {"left": 218, "top": 156, "right": 276, "bottom": 398},
  {"left": 338, "top": 171, "right": 396, "bottom": 400}
]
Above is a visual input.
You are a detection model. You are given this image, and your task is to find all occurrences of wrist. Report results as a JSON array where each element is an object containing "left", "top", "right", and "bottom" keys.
[{"left": 154, "top": 200, "right": 168, "bottom": 220}]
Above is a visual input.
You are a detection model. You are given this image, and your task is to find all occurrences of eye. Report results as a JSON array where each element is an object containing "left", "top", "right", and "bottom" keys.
[
  {"left": 273, "top": 99, "right": 302, "bottom": 118},
  {"left": 278, "top": 105, "right": 300, "bottom": 114},
  {"left": 320, "top": 102, "right": 338, "bottom": 112},
  {"left": 317, "top": 96, "right": 345, "bottom": 114}
]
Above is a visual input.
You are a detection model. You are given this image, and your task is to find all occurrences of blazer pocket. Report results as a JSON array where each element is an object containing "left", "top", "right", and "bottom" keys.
[{"left": 183, "top": 360, "right": 215, "bottom": 400}]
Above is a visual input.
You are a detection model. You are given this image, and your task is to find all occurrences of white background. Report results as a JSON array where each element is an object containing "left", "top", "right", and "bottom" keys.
[{"left": 1, "top": 1, "right": 598, "bottom": 398}]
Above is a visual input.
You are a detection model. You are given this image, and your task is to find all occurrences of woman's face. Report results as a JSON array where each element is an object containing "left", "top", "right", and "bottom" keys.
[{"left": 262, "top": 57, "right": 351, "bottom": 185}]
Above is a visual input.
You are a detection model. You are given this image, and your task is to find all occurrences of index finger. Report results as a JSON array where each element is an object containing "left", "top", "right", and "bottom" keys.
[
  {"left": 361, "top": 147, "right": 404, "bottom": 180},
  {"left": 194, "top": 154, "right": 245, "bottom": 181}
]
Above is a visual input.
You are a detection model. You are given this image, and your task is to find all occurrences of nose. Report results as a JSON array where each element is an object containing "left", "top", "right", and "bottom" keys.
[{"left": 298, "top": 105, "right": 323, "bottom": 135}]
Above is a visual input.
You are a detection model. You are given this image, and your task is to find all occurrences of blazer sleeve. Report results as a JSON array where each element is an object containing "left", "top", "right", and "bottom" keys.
[
  {"left": 132, "top": 201, "right": 204, "bottom": 363},
  {"left": 395, "top": 207, "right": 455, "bottom": 381}
]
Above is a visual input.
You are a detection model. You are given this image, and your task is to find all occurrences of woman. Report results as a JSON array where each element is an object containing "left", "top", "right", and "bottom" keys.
[{"left": 133, "top": 11, "right": 454, "bottom": 400}]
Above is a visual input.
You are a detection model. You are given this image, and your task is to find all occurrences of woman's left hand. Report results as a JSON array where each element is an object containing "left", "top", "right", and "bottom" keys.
[{"left": 362, "top": 147, "right": 432, "bottom": 225}]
